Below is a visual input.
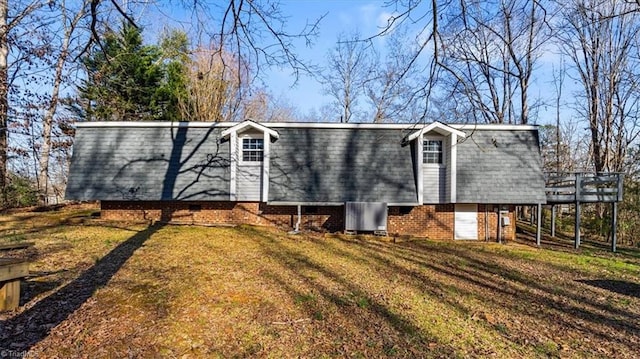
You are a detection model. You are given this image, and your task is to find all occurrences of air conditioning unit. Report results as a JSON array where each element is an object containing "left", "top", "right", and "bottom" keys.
[{"left": 345, "top": 202, "right": 388, "bottom": 234}]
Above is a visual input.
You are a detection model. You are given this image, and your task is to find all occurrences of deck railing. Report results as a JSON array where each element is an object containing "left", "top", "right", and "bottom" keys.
[{"left": 545, "top": 172, "right": 623, "bottom": 204}]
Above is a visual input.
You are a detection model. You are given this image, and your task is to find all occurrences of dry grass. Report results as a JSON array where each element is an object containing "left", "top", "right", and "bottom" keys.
[{"left": 1, "top": 205, "right": 639, "bottom": 358}]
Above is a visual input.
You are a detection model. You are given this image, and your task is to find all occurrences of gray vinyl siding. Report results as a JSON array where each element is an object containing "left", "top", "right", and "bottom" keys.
[
  {"left": 66, "top": 126, "right": 230, "bottom": 201},
  {"left": 423, "top": 135, "right": 448, "bottom": 204},
  {"left": 269, "top": 127, "right": 418, "bottom": 204},
  {"left": 65, "top": 123, "right": 546, "bottom": 206},
  {"left": 423, "top": 166, "right": 446, "bottom": 203},
  {"left": 456, "top": 129, "right": 546, "bottom": 204},
  {"left": 237, "top": 165, "right": 262, "bottom": 201}
]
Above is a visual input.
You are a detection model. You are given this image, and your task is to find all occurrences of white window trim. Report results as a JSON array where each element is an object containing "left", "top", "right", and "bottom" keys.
[
  {"left": 423, "top": 136, "right": 446, "bottom": 168},
  {"left": 239, "top": 135, "right": 265, "bottom": 166}
]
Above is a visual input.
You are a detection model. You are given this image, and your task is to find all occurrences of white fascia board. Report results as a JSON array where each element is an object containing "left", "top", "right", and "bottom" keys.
[
  {"left": 76, "top": 120, "right": 539, "bottom": 132},
  {"left": 451, "top": 123, "right": 539, "bottom": 131},
  {"left": 267, "top": 201, "right": 345, "bottom": 206},
  {"left": 75, "top": 121, "right": 236, "bottom": 128},
  {"left": 266, "top": 201, "right": 421, "bottom": 206},
  {"left": 265, "top": 122, "right": 538, "bottom": 131}
]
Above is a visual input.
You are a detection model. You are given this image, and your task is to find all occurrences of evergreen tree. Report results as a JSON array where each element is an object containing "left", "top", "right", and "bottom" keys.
[
  {"left": 156, "top": 29, "right": 190, "bottom": 122},
  {"left": 78, "top": 22, "right": 165, "bottom": 121}
]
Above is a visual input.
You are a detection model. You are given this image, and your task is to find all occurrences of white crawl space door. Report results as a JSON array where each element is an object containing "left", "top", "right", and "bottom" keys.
[{"left": 454, "top": 204, "right": 478, "bottom": 240}]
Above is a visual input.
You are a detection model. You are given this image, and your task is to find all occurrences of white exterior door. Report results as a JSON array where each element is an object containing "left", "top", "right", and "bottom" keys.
[{"left": 455, "top": 204, "right": 478, "bottom": 240}]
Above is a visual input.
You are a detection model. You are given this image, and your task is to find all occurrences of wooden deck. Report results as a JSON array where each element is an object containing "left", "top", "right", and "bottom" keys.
[
  {"left": 546, "top": 172, "right": 623, "bottom": 204},
  {"left": 542, "top": 172, "right": 624, "bottom": 251}
]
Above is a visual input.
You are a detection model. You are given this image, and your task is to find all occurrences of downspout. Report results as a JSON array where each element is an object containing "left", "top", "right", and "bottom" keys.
[{"left": 289, "top": 205, "right": 302, "bottom": 234}]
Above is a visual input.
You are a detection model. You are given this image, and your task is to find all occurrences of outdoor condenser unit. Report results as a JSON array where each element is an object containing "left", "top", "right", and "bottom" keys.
[{"left": 345, "top": 202, "right": 388, "bottom": 233}]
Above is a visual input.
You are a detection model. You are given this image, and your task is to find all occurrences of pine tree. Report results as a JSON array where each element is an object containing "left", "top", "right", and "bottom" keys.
[{"left": 78, "top": 22, "right": 165, "bottom": 121}]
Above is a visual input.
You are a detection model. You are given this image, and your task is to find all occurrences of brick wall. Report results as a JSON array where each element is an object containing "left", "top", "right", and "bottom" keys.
[
  {"left": 477, "top": 205, "right": 516, "bottom": 241},
  {"left": 100, "top": 201, "right": 344, "bottom": 232},
  {"left": 101, "top": 201, "right": 515, "bottom": 241},
  {"left": 387, "top": 205, "right": 454, "bottom": 240}
]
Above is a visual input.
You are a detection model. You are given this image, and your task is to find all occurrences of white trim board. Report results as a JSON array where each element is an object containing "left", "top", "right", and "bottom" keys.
[{"left": 76, "top": 121, "right": 539, "bottom": 131}]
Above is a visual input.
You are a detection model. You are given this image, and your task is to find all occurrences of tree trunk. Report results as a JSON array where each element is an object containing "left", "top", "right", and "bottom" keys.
[
  {"left": 39, "top": 21, "right": 75, "bottom": 205},
  {"left": 0, "top": 0, "right": 8, "bottom": 206}
]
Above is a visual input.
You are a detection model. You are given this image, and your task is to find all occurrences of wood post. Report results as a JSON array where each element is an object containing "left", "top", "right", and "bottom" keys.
[
  {"left": 530, "top": 206, "right": 534, "bottom": 225},
  {"left": 551, "top": 205, "right": 556, "bottom": 237},
  {"left": 0, "top": 280, "right": 20, "bottom": 311},
  {"left": 575, "top": 201, "right": 581, "bottom": 250},
  {"left": 536, "top": 203, "right": 542, "bottom": 246},
  {"left": 574, "top": 173, "right": 581, "bottom": 250},
  {"left": 612, "top": 202, "right": 618, "bottom": 253}
]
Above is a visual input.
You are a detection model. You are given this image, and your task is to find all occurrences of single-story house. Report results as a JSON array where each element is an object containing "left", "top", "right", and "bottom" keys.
[{"left": 65, "top": 120, "right": 547, "bottom": 240}]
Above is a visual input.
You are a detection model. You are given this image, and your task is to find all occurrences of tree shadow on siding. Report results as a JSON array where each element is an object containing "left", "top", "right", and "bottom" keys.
[{"left": 0, "top": 224, "right": 161, "bottom": 353}]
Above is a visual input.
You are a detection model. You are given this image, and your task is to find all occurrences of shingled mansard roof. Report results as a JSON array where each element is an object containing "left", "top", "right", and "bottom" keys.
[{"left": 65, "top": 121, "right": 547, "bottom": 205}]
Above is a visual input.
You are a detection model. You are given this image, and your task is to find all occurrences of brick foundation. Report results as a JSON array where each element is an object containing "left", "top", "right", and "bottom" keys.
[
  {"left": 477, "top": 205, "right": 516, "bottom": 241},
  {"left": 387, "top": 205, "right": 454, "bottom": 240},
  {"left": 100, "top": 201, "right": 515, "bottom": 240},
  {"left": 100, "top": 201, "right": 344, "bottom": 232}
]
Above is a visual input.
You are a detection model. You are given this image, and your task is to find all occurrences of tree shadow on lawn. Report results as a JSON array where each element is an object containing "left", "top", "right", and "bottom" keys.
[
  {"left": 577, "top": 280, "right": 640, "bottom": 299},
  {"left": 240, "top": 227, "right": 460, "bottom": 357},
  {"left": 358, "top": 239, "right": 640, "bottom": 353},
  {"left": 0, "top": 211, "right": 101, "bottom": 239},
  {"left": 0, "top": 223, "right": 161, "bottom": 353},
  {"left": 517, "top": 223, "right": 640, "bottom": 262},
  {"left": 248, "top": 228, "right": 640, "bottom": 356}
]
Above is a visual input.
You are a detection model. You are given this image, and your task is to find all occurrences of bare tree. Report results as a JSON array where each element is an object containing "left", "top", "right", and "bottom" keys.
[
  {"left": 178, "top": 46, "right": 251, "bottom": 122},
  {"left": 322, "top": 31, "right": 371, "bottom": 123},
  {"left": 183, "top": 0, "right": 322, "bottom": 91},
  {"left": 0, "top": 0, "right": 46, "bottom": 206},
  {"left": 433, "top": 0, "right": 551, "bottom": 124},
  {"left": 559, "top": 0, "right": 640, "bottom": 172},
  {"left": 38, "top": 0, "right": 90, "bottom": 204},
  {"left": 364, "top": 30, "right": 426, "bottom": 123}
]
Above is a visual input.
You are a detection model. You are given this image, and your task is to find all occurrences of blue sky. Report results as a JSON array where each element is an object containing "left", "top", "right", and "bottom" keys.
[
  {"left": 140, "top": 1, "right": 566, "bottom": 125},
  {"left": 143, "top": 1, "right": 407, "bottom": 117},
  {"left": 264, "top": 1, "right": 399, "bottom": 115}
]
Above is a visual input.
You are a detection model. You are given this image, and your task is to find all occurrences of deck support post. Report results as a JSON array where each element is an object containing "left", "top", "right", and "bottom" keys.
[
  {"left": 536, "top": 203, "right": 542, "bottom": 246},
  {"left": 551, "top": 205, "right": 556, "bottom": 237},
  {"left": 612, "top": 202, "right": 618, "bottom": 253},
  {"left": 530, "top": 206, "right": 534, "bottom": 225},
  {"left": 574, "top": 201, "right": 581, "bottom": 249},
  {"left": 574, "top": 173, "right": 581, "bottom": 250}
]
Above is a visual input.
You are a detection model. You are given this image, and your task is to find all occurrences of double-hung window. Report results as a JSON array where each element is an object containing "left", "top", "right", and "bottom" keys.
[
  {"left": 423, "top": 139, "right": 443, "bottom": 164},
  {"left": 242, "top": 138, "right": 264, "bottom": 162}
]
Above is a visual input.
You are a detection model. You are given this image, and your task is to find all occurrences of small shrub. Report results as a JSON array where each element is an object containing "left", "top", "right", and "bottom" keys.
[{"left": 3, "top": 173, "right": 39, "bottom": 208}]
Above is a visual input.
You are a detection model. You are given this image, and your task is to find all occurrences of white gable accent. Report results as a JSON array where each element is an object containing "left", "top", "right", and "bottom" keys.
[
  {"left": 221, "top": 119, "right": 279, "bottom": 140},
  {"left": 223, "top": 120, "right": 278, "bottom": 202},
  {"left": 406, "top": 121, "right": 466, "bottom": 141},
  {"left": 410, "top": 122, "right": 465, "bottom": 204}
]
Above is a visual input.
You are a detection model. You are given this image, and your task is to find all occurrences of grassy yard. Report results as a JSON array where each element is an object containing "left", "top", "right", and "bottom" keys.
[{"left": 1, "top": 205, "right": 639, "bottom": 358}]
